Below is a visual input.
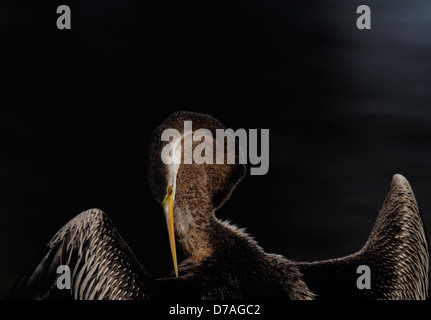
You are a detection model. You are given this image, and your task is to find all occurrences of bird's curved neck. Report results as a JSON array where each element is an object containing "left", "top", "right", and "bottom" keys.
[{"left": 174, "top": 206, "right": 218, "bottom": 260}]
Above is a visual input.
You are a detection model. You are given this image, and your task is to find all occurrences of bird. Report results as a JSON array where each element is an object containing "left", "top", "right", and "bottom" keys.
[{"left": 7, "top": 111, "right": 429, "bottom": 300}]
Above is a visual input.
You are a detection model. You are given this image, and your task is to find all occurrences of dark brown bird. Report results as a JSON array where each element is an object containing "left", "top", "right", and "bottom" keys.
[{"left": 7, "top": 111, "right": 429, "bottom": 300}]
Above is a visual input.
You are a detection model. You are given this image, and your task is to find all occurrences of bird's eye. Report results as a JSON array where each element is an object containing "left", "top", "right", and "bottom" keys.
[{"left": 167, "top": 185, "right": 173, "bottom": 197}]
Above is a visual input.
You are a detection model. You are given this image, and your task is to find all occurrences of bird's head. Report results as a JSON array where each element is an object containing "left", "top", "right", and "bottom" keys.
[{"left": 147, "top": 111, "right": 246, "bottom": 277}]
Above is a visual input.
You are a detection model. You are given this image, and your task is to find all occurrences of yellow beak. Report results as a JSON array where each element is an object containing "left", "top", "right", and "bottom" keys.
[{"left": 162, "top": 185, "right": 178, "bottom": 278}]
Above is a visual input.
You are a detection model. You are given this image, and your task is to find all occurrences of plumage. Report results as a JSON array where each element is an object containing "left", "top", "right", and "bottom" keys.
[
  {"left": 7, "top": 111, "right": 430, "bottom": 300},
  {"left": 298, "top": 174, "right": 429, "bottom": 299}
]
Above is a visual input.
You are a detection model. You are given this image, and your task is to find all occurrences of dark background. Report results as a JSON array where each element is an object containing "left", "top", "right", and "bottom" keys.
[{"left": 1, "top": 1, "right": 431, "bottom": 298}]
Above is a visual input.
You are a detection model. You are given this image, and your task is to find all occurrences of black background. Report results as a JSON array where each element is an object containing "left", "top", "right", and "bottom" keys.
[{"left": 1, "top": 0, "right": 431, "bottom": 299}]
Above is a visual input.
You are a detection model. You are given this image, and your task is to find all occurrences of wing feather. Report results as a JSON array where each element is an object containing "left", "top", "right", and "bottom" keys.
[
  {"left": 8, "top": 209, "right": 158, "bottom": 300},
  {"left": 298, "top": 174, "right": 429, "bottom": 300}
]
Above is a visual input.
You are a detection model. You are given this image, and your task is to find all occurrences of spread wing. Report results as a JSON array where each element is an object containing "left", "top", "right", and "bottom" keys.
[
  {"left": 297, "top": 174, "right": 430, "bottom": 300},
  {"left": 7, "top": 209, "right": 160, "bottom": 300}
]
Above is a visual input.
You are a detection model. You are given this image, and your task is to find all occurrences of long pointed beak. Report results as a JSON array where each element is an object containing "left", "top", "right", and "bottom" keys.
[{"left": 162, "top": 185, "right": 178, "bottom": 277}]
